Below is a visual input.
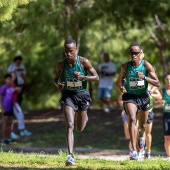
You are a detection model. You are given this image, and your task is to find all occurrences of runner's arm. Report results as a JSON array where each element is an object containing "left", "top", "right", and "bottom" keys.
[
  {"left": 143, "top": 61, "right": 160, "bottom": 87},
  {"left": 54, "top": 61, "right": 65, "bottom": 89},
  {"left": 75, "top": 57, "right": 99, "bottom": 81},
  {"left": 115, "top": 64, "right": 127, "bottom": 93}
]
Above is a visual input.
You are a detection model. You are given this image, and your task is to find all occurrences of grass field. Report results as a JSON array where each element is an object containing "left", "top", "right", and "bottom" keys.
[
  {"left": 0, "top": 151, "right": 170, "bottom": 170},
  {"left": 0, "top": 108, "right": 168, "bottom": 169}
]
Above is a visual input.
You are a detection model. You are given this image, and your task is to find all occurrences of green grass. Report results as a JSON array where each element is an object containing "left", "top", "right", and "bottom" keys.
[{"left": 0, "top": 150, "right": 170, "bottom": 170}]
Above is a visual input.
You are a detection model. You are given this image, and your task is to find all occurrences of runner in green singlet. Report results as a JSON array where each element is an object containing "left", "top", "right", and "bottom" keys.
[
  {"left": 144, "top": 84, "right": 162, "bottom": 159},
  {"left": 161, "top": 73, "right": 170, "bottom": 160},
  {"left": 54, "top": 38, "right": 99, "bottom": 166},
  {"left": 115, "top": 43, "right": 160, "bottom": 160}
]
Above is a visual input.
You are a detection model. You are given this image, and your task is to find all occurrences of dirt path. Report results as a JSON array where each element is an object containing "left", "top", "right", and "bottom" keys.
[{"left": 1, "top": 146, "right": 166, "bottom": 161}]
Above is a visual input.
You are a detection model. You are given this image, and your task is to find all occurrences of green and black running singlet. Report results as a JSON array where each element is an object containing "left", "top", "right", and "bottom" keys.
[
  {"left": 62, "top": 55, "right": 87, "bottom": 93},
  {"left": 125, "top": 60, "right": 148, "bottom": 95},
  {"left": 162, "top": 88, "right": 170, "bottom": 113}
]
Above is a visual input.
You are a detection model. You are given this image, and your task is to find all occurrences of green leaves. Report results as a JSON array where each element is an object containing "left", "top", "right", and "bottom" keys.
[
  {"left": 0, "top": 0, "right": 36, "bottom": 22},
  {"left": 0, "top": 0, "right": 170, "bottom": 108}
]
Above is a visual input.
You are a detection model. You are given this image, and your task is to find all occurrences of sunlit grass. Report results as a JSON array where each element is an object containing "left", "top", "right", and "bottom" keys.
[{"left": 0, "top": 150, "right": 170, "bottom": 170}]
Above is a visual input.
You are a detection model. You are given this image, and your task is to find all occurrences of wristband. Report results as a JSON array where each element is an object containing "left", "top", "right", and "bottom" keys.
[
  {"left": 54, "top": 78, "right": 60, "bottom": 86},
  {"left": 82, "top": 76, "right": 86, "bottom": 81},
  {"left": 143, "top": 76, "right": 146, "bottom": 80}
]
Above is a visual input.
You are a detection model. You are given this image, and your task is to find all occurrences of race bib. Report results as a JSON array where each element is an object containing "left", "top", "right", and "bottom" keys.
[
  {"left": 129, "top": 78, "right": 145, "bottom": 90},
  {"left": 66, "top": 78, "right": 82, "bottom": 90},
  {"left": 165, "top": 104, "right": 170, "bottom": 111}
]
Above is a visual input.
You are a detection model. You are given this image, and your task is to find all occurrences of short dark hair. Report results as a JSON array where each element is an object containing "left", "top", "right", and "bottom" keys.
[
  {"left": 64, "top": 38, "right": 77, "bottom": 46},
  {"left": 4, "top": 73, "right": 12, "bottom": 79},
  {"left": 164, "top": 72, "right": 170, "bottom": 78},
  {"left": 13, "top": 55, "right": 22, "bottom": 62},
  {"left": 129, "top": 43, "right": 143, "bottom": 51}
]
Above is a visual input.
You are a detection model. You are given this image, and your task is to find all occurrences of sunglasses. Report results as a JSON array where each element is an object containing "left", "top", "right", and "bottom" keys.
[{"left": 129, "top": 51, "right": 141, "bottom": 55}]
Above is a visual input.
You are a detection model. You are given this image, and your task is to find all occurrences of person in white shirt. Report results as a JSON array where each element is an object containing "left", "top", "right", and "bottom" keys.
[
  {"left": 7, "top": 55, "right": 26, "bottom": 105},
  {"left": 98, "top": 52, "right": 117, "bottom": 112}
]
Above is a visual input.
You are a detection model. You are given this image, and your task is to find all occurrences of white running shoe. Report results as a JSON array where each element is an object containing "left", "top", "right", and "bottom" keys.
[
  {"left": 11, "top": 132, "right": 19, "bottom": 139},
  {"left": 20, "top": 130, "right": 32, "bottom": 136},
  {"left": 104, "top": 108, "right": 110, "bottom": 113},
  {"left": 65, "top": 154, "right": 75, "bottom": 166}
]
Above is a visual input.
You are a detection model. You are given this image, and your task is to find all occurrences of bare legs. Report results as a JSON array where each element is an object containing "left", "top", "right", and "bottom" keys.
[
  {"left": 145, "top": 122, "right": 153, "bottom": 153},
  {"left": 100, "top": 98, "right": 111, "bottom": 109},
  {"left": 63, "top": 105, "right": 87, "bottom": 155},
  {"left": 2, "top": 115, "right": 13, "bottom": 140},
  {"left": 164, "top": 136, "right": 170, "bottom": 157},
  {"left": 125, "top": 103, "right": 138, "bottom": 151},
  {"left": 137, "top": 111, "right": 149, "bottom": 138},
  {"left": 124, "top": 102, "right": 148, "bottom": 151}
]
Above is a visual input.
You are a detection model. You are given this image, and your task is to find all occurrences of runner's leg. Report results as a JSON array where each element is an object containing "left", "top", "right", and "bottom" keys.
[
  {"left": 164, "top": 136, "right": 170, "bottom": 157},
  {"left": 76, "top": 110, "right": 87, "bottom": 132},
  {"left": 124, "top": 103, "right": 138, "bottom": 151},
  {"left": 145, "top": 122, "right": 153, "bottom": 153},
  {"left": 63, "top": 105, "right": 75, "bottom": 155},
  {"left": 137, "top": 110, "right": 149, "bottom": 138}
]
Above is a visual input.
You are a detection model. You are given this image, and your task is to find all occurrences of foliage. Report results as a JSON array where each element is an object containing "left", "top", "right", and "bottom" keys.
[
  {"left": 0, "top": 0, "right": 36, "bottom": 22},
  {"left": 0, "top": 0, "right": 170, "bottom": 108}
]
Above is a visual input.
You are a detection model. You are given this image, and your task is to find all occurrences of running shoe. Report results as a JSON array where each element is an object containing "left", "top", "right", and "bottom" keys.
[
  {"left": 0, "top": 139, "right": 15, "bottom": 146},
  {"left": 141, "top": 147, "right": 145, "bottom": 159},
  {"left": 65, "top": 154, "right": 75, "bottom": 166},
  {"left": 1, "top": 139, "right": 10, "bottom": 146},
  {"left": 11, "top": 132, "right": 19, "bottom": 139},
  {"left": 104, "top": 108, "right": 110, "bottom": 113},
  {"left": 138, "top": 151, "right": 145, "bottom": 161},
  {"left": 20, "top": 130, "right": 32, "bottom": 136},
  {"left": 130, "top": 150, "right": 138, "bottom": 160},
  {"left": 166, "top": 157, "right": 170, "bottom": 161},
  {"left": 138, "top": 137, "right": 145, "bottom": 149},
  {"left": 145, "top": 152, "right": 151, "bottom": 159}
]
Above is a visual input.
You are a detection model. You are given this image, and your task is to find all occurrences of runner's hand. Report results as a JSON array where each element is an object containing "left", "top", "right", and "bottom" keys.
[
  {"left": 136, "top": 71, "right": 145, "bottom": 79},
  {"left": 74, "top": 72, "right": 83, "bottom": 80},
  {"left": 161, "top": 100, "right": 165, "bottom": 106},
  {"left": 54, "top": 82, "right": 65, "bottom": 90},
  {"left": 120, "top": 86, "right": 127, "bottom": 93}
]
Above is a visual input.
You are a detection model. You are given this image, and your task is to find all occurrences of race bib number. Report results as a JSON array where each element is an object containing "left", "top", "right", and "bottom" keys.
[
  {"left": 129, "top": 78, "right": 145, "bottom": 90},
  {"left": 66, "top": 78, "right": 82, "bottom": 90},
  {"left": 165, "top": 104, "right": 170, "bottom": 111}
]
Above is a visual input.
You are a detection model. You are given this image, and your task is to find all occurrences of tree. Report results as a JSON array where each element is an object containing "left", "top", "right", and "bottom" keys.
[
  {"left": 0, "top": 0, "right": 36, "bottom": 22},
  {"left": 0, "top": 0, "right": 170, "bottom": 108}
]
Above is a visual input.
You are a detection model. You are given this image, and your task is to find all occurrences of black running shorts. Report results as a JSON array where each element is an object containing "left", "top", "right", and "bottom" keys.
[
  {"left": 147, "top": 111, "right": 154, "bottom": 124},
  {"left": 163, "top": 113, "right": 170, "bottom": 136},
  {"left": 122, "top": 92, "right": 150, "bottom": 113},
  {"left": 60, "top": 90, "right": 92, "bottom": 111}
]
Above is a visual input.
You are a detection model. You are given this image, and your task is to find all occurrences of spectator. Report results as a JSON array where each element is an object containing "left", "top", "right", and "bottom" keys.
[
  {"left": 97, "top": 52, "right": 116, "bottom": 113},
  {"left": 10, "top": 72, "right": 32, "bottom": 139},
  {"left": 0, "top": 74, "right": 18, "bottom": 145},
  {"left": 7, "top": 55, "right": 26, "bottom": 105}
]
